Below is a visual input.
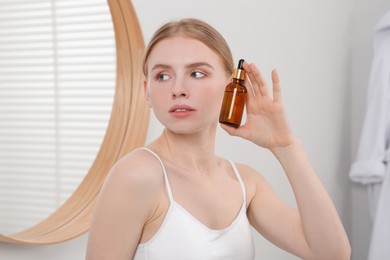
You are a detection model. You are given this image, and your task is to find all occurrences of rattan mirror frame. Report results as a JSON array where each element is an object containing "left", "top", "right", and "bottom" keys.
[{"left": 0, "top": 0, "right": 148, "bottom": 245}]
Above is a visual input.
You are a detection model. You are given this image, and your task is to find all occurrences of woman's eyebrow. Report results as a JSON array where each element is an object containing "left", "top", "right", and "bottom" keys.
[
  {"left": 186, "top": 62, "right": 214, "bottom": 70},
  {"left": 152, "top": 62, "right": 214, "bottom": 71},
  {"left": 150, "top": 62, "right": 215, "bottom": 72},
  {"left": 151, "top": 64, "right": 171, "bottom": 72}
]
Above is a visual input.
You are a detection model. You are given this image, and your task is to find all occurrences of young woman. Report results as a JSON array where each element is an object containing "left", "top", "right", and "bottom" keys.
[{"left": 86, "top": 18, "right": 350, "bottom": 259}]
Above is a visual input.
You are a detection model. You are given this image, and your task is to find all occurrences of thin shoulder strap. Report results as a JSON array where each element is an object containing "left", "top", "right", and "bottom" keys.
[
  {"left": 139, "top": 147, "right": 174, "bottom": 202},
  {"left": 228, "top": 160, "right": 247, "bottom": 203}
]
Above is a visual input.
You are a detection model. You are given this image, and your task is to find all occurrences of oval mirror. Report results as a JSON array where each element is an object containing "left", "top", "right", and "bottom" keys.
[
  {"left": 0, "top": 0, "right": 148, "bottom": 245},
  {"left": 0, "top": 0, "right": 117, "bottom": 236}
]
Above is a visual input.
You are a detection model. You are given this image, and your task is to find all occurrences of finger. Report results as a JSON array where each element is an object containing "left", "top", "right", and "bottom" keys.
[
  {"left": 243, "top": 61, "right": 260, "bottom": 97},
  {"left": 248, "top": 63, "right": 271, "bottom": 98},
  {"left": 220, "top": 123, "right": 247, "bottom": 138},
  {"left": 220, "top": 123, "right": 238, "bottom": 135},
  {"left": 245, "top": 74, "right": 256, "bottom": 99},
  {"left": 272, "top": 69, "right": 282, "bottom": 102}
]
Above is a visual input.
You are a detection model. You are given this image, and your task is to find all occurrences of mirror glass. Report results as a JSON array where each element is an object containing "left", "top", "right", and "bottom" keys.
[{"left": 0, "top": 0, "right": 116, "bottom": 235}]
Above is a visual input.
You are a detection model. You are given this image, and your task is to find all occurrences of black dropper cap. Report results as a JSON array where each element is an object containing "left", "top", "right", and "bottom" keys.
[
  {"left": 238, "top": 59, "right": 244, "bottom": 69},
  {"left": 233, "top": 59, "right": 246, "bottom": 80}
]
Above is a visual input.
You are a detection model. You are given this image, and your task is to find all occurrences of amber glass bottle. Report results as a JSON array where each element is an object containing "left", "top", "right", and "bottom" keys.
[{"left": 219, "top": 59, "right": 247, "bottom": 128}]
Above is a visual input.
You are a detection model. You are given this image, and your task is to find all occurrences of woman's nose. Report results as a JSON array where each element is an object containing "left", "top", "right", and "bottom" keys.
[{"left": 171, "top": 79, "right": 189, "bottom": 99}]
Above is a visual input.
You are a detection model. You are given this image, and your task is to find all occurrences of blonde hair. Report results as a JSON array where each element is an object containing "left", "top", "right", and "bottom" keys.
[{"left": 142, "top": 18, "right": 234, "bottom": 77}]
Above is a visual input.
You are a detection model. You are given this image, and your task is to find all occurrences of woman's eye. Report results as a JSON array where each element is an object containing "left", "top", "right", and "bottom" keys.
[
  {"left": 156, "top": 73, "right": 170, "bottom": 81},
  {"left": 191, "top": 71, "right": 205, "bottom": 79}
]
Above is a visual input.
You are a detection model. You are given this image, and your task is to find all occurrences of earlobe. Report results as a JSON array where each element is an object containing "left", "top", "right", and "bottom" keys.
[{"left": 143, "top": 80, "right": 152, "bottom": 108}]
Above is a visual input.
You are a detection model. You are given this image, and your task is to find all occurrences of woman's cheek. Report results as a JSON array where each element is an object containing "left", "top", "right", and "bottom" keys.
[
  {"left": 215, "top": 84, "right": 226, "bottom": 105},
  {"left": 205, "top": 87, "right": 225, "bottom": 116},
  {"left": 148, "top": 90, "right": 167, "bottom": 117}
]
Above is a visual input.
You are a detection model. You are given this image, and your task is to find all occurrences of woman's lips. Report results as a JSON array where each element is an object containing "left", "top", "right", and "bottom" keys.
[{"left": 169, "top": 105, "right": 196, "bottom": 118}]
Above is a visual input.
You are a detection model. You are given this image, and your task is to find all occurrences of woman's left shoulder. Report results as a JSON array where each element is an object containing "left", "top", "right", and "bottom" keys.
[
  {"left": 228, "top": 161, "right": 270, "bottom": 205},
  {"left": 233, "top": 162, "right": 264, "bottom": 183}
]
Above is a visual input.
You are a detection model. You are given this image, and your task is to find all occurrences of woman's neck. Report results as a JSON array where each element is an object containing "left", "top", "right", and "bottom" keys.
[{"left": 150, "top": 128, "right": 218, "bottom": 176}]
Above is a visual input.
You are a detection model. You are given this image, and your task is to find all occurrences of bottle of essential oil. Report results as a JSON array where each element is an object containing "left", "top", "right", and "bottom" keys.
[{"left": 219, "top": 59, "right": 247, "bottom": 128}]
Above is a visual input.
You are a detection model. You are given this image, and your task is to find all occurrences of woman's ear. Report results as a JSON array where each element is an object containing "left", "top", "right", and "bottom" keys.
[{"left": 144, "top": 79, "right": 152, "bottom": 108}]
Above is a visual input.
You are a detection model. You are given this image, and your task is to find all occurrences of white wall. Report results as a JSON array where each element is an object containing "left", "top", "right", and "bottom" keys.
[
  {"left": 349, "top": 1, "right": 390, "bottom": 260},
  {"left": 1, "top": 0, "right": 388, "bottom": 259}
]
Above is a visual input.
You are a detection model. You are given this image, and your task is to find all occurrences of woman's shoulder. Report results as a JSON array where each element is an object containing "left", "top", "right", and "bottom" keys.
[
  {"left": 90, "top": 147, "right": 167, "bottom": 243},
  {"left": 230, "top": 161, "right": 271, "bottom": 193},
  {"left": 103, "top": 147, "right": 165, "bottom": 192},
  {"left": 223, "top": 160, "right": 268, "bottom": 207},
  {"left": 231, "top": 161, "right": 263, "bottom": 181}
]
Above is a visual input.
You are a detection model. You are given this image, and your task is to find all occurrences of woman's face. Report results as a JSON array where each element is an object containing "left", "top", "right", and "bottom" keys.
[{"left": 144, "top": 36, "right": 230, "bottom": 134}]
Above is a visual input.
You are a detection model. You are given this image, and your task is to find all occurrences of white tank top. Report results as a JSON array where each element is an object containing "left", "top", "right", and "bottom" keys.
[{"left": 133, "top": 148, "right": 255, "bottom": 260}]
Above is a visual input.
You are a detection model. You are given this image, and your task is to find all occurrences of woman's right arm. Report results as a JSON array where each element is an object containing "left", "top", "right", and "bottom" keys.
[{"left": 86, "top": 150, "right": 161, "bottom": 260}]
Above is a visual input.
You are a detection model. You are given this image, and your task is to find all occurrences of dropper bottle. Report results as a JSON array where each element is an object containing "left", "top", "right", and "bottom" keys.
[{"left": 219, "top": 59, "right": 247, "bottom": 128}]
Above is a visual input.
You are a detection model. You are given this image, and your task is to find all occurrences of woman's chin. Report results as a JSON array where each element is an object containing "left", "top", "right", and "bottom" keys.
[{"left": 165, "top": 122, "right": 217, "bottom": 136}]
